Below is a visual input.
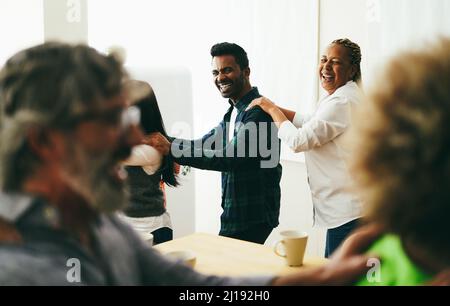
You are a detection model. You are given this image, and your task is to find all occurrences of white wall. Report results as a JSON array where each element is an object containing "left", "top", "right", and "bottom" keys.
[
  {"left": 320, "top": 0, "right": 450, "bottom": 88},
  {"left": 0, "top": 0, "right": 44, "bottom": 66},
  {"left": 43, "top": 0, "right": 88, "bottom": 43},
  {"left": 319, "top": 0, "right": 369, "bottom": 92},
  {"left": 365, "top": 0, "right": 450, "bottom": 86}
]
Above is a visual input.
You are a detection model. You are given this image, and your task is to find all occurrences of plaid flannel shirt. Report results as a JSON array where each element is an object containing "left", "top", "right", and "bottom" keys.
[{"left": 171, "top": 87, "right": 282, "bottom": 234}]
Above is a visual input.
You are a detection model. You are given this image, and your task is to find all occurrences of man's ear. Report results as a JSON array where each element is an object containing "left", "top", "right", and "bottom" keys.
[
  {"left": 26, "top": 128, "right": 65, "bottom": 161},
  {"left": 244, "top": 67, "right": 251, "bottom": 78}
]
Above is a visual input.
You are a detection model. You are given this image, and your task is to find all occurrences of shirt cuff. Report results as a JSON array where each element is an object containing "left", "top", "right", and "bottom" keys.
[
  {"left": 292, "top": 112, "right": 305, "bottom": 128},
  {"left": 278, "top": 120, "right": 299, "bottom": 143},
  {"left": 125, "top": 145, "right": 163, "bottom": 175}
]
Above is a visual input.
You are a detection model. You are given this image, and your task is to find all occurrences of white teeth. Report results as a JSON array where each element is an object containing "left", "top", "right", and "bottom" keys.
[
  {"left": 321, "top": 71, "right": 333, "bottom": 78},
  {"left": 220, "top": 83, "right": 232, "bottom": 90}
]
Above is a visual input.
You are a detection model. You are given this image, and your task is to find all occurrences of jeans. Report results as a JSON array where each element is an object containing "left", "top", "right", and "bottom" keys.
[
  {"left": 220, "top": 223, "right": 274, "bottom": 244},
  {"left": 325, "top": 219, "right": 360, "bottom": 258}
]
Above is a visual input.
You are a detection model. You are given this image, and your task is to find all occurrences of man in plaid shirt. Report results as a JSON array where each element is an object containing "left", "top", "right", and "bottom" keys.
[{"left": 149, "top": 42, "right": 282, "bottom": 244}]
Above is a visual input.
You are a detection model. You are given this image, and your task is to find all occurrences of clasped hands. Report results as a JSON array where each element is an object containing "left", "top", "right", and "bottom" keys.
[{"left": 143, "top": 132, "right": 171, "bottom": 156}]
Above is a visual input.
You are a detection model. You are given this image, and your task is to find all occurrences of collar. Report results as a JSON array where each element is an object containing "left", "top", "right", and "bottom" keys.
[
  {"left": 0, "top": 191, "right": 101, "bottom": 232},
  {"left": 0, "top": 192, "right": 34, "bottom": 222},
  {"left": 228, "top": 87, "right": 260, "bottom": 113},
  {"left": 332, "top": 81, "right": 357, "bottom": 96}
]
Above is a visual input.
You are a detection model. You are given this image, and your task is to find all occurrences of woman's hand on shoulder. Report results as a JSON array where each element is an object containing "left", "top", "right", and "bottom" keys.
[{"left": 246, "top": 97, "right": 278, "bottom": 114}]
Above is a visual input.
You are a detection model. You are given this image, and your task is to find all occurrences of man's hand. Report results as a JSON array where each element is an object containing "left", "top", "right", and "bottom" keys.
[
  {"left": 272, "top": 224, "right": 383, "bottom": 286},
  {"left": 144, "top": 132, "right": 171, "bottom": 156}
]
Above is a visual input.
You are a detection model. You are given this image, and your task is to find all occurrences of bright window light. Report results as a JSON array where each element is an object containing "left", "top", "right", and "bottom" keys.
[{"left": 0, "top": 0, "right": 44, "bottom": 67}]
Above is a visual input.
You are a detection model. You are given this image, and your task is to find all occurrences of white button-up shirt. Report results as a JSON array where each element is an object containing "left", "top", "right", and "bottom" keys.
[
  {"left": 124, "top": 144, "right": 163, "bottom": 175},
  {"left": 228, "top": 106, "right": 238, "bottom": 143},
  {"left": 278, "top": 81, "right": 363, "bottom": 228}
]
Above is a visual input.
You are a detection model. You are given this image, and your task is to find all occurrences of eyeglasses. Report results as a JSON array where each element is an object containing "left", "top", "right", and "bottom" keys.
[
  {"left": 61, "top": 106, "right": 141, "bottom": 130},
  {"left": 121, "top": 106, "right": 141, "bottom": 129}
]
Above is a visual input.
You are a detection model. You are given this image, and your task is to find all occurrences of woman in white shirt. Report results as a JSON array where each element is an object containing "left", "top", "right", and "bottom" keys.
[{"left": 247, "top": 39, "right": 363, "bottom": 257}]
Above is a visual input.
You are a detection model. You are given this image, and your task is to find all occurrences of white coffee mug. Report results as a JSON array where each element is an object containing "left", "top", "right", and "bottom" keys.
[{"left": 274, "top": 230, "right": 308, "bottom": 266}]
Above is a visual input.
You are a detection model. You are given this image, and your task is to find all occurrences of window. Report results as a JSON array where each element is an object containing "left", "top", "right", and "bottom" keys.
[
  {"left": 365, "top": 0, "right": 450, "bottom": 85},
  {"left": 88, "top": 0, "right": 319, "bottom": 164},
  {"left": 0, "top": 0, "right": 44, "bottom": 67}
]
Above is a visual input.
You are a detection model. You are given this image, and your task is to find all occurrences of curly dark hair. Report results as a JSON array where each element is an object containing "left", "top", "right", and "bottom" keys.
[
  {"left": 352, "top": 38, "right": 450, "bottom": 261},
  {"left": 210, "top": 42, "right": 249, "bottom": 70}
]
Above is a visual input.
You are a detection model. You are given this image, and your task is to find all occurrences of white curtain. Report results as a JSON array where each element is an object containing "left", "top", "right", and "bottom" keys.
[
  {"left": 88, "top": 0, "right": 319, "bottom": 139},
  {"left": 0, "top": 0, "right": 44, "bottom": 67},
  {"left": 365, "top": 0, "right": 450, "bottom": 84}
]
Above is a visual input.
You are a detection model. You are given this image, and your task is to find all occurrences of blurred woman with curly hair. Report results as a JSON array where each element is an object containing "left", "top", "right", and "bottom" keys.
[{"left": 353, "top": 38, "right": 450, "bottom": 285}]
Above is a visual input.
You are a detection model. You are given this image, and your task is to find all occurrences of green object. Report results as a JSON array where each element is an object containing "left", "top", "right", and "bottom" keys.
[{"left": 356, "top": 234, "right": 431, "bottom": 286}]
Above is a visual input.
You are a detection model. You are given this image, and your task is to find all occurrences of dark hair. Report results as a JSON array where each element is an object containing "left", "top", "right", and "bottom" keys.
[
  {"left": 331, "top": 38, "right": 362, "bottom": 83},
  {"left": 134, "top": 83, "right": 179, "bottom": 187},
  {"left": 210, "top": 42, "right": 249, "bottom": 70}
]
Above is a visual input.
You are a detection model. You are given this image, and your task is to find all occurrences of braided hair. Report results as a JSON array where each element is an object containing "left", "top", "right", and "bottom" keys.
[{"left": 332, "top": 38, "right": 362, "bottom": 83}]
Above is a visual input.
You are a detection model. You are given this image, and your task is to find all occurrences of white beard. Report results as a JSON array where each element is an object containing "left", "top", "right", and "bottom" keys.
[{"left": 60, "top": 143, "right": 128, "bottom": 214}]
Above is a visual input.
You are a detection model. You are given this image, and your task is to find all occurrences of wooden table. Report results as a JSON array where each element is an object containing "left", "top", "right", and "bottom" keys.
[{"left": 154, "top": 233, "right": 327, "bottom": 276}]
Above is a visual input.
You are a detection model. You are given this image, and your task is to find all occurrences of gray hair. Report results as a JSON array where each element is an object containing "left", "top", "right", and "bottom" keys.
[
  {"left": 0, "top": 42, "right": 126, "bottom": 191},
  {"left": 332, "top": 38, "right": 362, "bottom": 83}
]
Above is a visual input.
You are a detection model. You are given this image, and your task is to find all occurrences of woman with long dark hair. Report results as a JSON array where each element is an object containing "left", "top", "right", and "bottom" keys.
[{"left": 121, "top": 80, "right": 179, "bottom": 245}]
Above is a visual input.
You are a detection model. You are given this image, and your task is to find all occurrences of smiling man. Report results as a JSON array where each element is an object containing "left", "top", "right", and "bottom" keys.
[{"left": 148, "top": 42, "right": 282, "bottom": 244}]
